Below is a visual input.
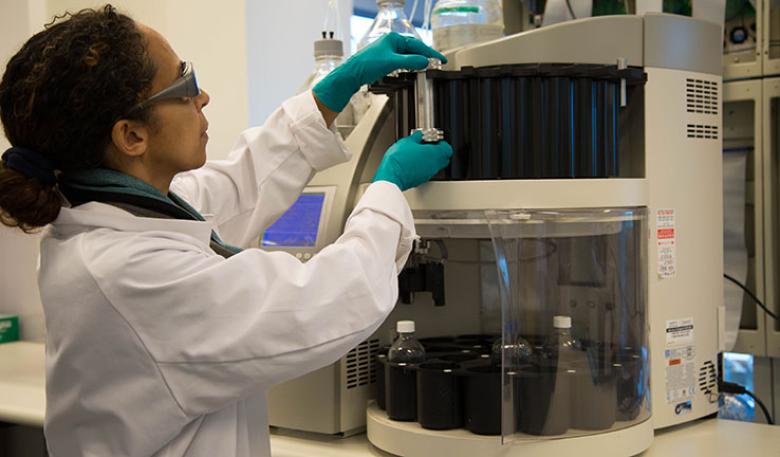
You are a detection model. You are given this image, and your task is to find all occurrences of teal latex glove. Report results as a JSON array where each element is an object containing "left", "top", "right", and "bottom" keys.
[
  {"left": 372, "top": 131, "right": 453, "bottom": 191},
  {"left": 313, "top": 32, "right": 447, "bottom": 112}
]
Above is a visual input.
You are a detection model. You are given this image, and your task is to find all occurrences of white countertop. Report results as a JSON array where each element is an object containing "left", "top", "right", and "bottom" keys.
[
  {"left": 2, "top": 341, "right": 778, "bottom": 456},
  {"left": 268, "top": 419, "right": 780, "bottom": 457},
  {"left": 645, "top": 418, "right": 780, "bottom": 456},
  {"left": 0, "top": 341, "right": 45, "bottom": 426}
]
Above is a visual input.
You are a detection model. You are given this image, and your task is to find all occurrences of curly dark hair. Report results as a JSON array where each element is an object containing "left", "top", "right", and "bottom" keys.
[{"left": 0, "top": 4, "right": 156, "bottom": 232}]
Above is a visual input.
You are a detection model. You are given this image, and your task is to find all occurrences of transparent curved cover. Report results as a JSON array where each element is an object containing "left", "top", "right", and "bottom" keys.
[{"left": 486, "top": 208, "right": 650, "bottom": 443}]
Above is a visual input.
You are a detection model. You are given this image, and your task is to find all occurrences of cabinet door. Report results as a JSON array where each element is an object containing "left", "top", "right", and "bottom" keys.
[
  {"left": 724, "top": 0, "right": 763, "bottom": 80},
  {"left": 764, "top": 0, "right": 780, "bottom": 75},
  {"left": 724, "top": 80, "right": 767, "bottom": 355},
  {"left": 762, "top": 77, "right": 780, "bottom": 357}
]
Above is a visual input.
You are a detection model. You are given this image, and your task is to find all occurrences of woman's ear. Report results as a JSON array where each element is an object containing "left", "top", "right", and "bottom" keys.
[{"left": 110, "top": 118, "right": 150, "bottom": 159}]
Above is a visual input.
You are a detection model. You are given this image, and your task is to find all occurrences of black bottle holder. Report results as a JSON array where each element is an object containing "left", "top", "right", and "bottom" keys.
[
  {"left": 416, "top": 362, "right": 464, "bottom": 430},
  {"left": 516, "top": 365, "right": 572, "bottom": 436},
  {"left": 386, "top": 362, "right": 420, "bottom": 421},
  {"left": 615, "top": 351, "right": 646, "bottom": 421},
  {"left": 420, "top": 336, "right": 458, "bottom": 346},
  {"left": 453, "top": 334, "right": 494, "bottom": 346},
  {"left": 423, "top": 344, "right": 464, "bottom": 356},
  {"left": 460, "top": 343, "right": 490, "bottom": 354},
  {"left": 375, "top": 354, "right": 388, "bottom": 410},
  {"left": 570, "top": 358, "right": 617, "bottom": 430},
  {"left": 462, "top": 365, "right": 502, "bottom": 435},
  {"left": 438, "top": 352, "right": 480, "bottom": 364},
  {"left": 369, "top": 63, "right": 646, "bottom": 181}
]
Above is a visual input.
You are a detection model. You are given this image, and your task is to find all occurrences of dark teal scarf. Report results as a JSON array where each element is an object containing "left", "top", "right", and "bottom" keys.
[{"left": 59, "top": 168, "right": 242, "bottom": 257}]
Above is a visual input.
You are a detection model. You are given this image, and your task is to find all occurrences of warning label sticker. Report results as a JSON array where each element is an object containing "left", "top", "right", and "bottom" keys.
[
  {"left": 665, "top": 345, "right": 696, "bottom": 404},
  {"left": 665, "top": 318, "right": 696, "bottom": 404},
  {"left": 666, "top": 318, "right": 694, "bottom": 346},
  {"left": 656, "top": 209, "right": 676, "bottom": 278}
]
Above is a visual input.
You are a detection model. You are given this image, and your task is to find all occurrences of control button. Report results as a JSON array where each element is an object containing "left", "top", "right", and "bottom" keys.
[
  {"left": 295, "top": 253, "right": 303, "bottom": 259},
  {"left": 303, "top": 253, "right": 312, "bottom": 260}
]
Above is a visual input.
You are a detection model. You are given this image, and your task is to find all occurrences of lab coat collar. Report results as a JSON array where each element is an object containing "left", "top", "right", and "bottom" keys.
[{"left": 51, "top": 201, "right": 215, "bottom": 247}]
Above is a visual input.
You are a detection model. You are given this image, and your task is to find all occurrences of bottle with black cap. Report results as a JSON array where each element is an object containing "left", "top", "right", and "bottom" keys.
[
  {"left": 300, "top": 31, "right": 354, "bottom": 133},
  {"left": 301, "top": 31, "right": 344, "bottom": 91}
]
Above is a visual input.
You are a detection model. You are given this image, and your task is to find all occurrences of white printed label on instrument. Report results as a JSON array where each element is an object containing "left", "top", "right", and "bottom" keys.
[
  {"left": 665, "top": 345, "right": 696, "bottom": 404},
  {"left": 656, "top": 208, "right": 676, "bottom": 278},
  {"left": 666, "top": 318, "right": 694, "bottom": 346}
]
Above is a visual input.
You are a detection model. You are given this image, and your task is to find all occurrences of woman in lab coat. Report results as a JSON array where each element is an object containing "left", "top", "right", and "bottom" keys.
[{"left": 0, "top": 5, "right": 451, "bottom": 457}]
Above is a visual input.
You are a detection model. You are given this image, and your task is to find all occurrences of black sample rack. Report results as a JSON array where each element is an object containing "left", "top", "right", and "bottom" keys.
[{"left": 369, "top": 63, "right": 647, "bottom": 180}]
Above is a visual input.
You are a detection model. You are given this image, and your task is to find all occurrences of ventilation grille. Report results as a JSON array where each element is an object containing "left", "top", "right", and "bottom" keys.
[
  {"left": 687, "top": 124, "right": 719, "bottom": 140},
  {"left": 686, "top": 78, "right": 719, "bottom": 115},
  {"left": 698, "top": 360, "right": 718, "bottom": 403},
  {"left": 345, "top": 339, "right": 380, "bottom": 389}
]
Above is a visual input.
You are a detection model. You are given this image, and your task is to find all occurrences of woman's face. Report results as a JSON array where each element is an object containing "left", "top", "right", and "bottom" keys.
[{"left": 140, "top": 25, "right": 210, "bottom": 177}]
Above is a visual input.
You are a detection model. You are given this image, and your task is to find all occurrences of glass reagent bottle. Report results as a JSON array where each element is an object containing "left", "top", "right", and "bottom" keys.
[{"left": 388, "top": 320, "right": 426, "bottom": 364}]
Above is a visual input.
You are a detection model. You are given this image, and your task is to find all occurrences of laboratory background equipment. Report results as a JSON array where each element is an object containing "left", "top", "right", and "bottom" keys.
[
  {"left": 357, "top": 0, "right": 422, "bottom": 50},
  {"left": 263, "top": 9, "right": 725, "bottom": 457},
  {"left": 718, "top": 0, "right": 780, "bottom": 426},
  {"left": 431, "top": 0, "right": 504, "bottom": 51}
]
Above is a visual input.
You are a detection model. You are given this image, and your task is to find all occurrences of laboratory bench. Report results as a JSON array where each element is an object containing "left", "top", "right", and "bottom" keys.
[{"left": 1, "top": 341, "right": 779, "bottom": 457}]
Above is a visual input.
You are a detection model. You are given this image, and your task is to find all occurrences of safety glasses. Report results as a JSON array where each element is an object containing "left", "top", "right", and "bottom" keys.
[{"left": 141, "top": 61, "right": 200, "bottom": 106}]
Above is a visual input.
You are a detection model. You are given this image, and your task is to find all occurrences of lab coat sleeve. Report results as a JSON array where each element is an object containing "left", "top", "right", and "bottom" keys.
[
  {"left": 170, "top": 90, "right": 350, "bottom": 248},
  {"left": 82, "top": 181, "right": 414, "bottom": 418}
]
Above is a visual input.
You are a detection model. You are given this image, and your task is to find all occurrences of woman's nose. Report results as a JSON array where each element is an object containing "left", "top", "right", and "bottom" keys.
[{"left": 197, "top": 89, "right": 210, "bottom": 110}]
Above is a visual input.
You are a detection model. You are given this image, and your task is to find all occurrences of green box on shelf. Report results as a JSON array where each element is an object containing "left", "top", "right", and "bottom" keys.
[{"left": 0, "top": 315, "right": 19, "bottom": 343}]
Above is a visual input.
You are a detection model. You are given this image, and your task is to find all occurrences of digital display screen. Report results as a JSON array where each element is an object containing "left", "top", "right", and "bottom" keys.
[{"left": 261, "top": 193, "right": 325, "bottom": 248}]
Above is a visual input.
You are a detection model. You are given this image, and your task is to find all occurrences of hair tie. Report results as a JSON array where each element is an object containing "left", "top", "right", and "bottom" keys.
[{"left": 1, "top": 146, "right": 57, "bottom": 186}]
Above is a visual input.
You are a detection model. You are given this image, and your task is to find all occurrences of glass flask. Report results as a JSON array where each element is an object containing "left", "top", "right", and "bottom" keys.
[{"left": 357, "top": 0, "right": 422, "bottom": 51}]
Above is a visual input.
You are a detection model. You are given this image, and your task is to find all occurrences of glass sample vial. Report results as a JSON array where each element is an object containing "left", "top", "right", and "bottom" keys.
[{"left": 388, "top": 320, "right": 426, "bottom": 364}]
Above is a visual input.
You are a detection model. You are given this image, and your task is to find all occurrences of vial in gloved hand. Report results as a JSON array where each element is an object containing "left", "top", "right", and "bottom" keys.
[{"left": 412, "top": 58, "right": 444, "bottom": 143}]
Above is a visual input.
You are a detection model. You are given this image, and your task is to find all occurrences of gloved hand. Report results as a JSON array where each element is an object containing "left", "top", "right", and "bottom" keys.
[
  {"left": 372, "top": 131, "right": 453, "bottom": 191},
  {"left": 313, "top": 32, "right": 447, "bottom": 112}
]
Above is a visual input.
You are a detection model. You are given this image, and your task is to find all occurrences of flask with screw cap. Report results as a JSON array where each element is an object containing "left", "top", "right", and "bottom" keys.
[
  {"left": 388, "top": 320, "right": 426, "bottom": 364},
  {"left": 357, "top": 0, "right": 422, "bottom": 51}
]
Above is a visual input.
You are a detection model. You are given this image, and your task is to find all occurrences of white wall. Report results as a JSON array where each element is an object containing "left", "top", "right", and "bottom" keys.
[
  {"left": 0, "top": 0, "right": 46, "bottom": 151},
  {"left": 246, "top": 0, "right": 353, "bottom": 126},
  {"left": 46, "top": 0, "right": 249, "bottom": 160},
  {"left": 0, "top": 0, "right": 47, "bottom": 341}
]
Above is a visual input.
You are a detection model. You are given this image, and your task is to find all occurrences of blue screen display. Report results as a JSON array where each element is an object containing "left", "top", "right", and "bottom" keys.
[{"left": 261, "top": 193, "right": 325, "bottom": 248}]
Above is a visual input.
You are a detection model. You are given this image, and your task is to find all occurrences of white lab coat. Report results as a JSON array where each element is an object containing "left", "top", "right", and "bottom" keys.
[{"left": 38, "top": 91, "right": 415, "bottom": 457}]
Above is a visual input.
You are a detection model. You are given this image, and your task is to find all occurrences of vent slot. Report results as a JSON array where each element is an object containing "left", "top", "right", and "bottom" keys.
[
  {"left": 687, "top": 124, "right": 719, "bottom": 140},
  {"left": 686, "top": 78, "right": 719, "bottom": 115},
  {"left": 698, "top": 360, "right": 718, "bottom": 403},
  {"left": 345, "top": 339, "right": 380, "bottom": 389}
]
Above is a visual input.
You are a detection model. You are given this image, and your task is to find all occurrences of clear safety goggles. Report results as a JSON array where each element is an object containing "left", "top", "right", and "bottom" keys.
[{"left": 141, "top": 61, "right": 201, "bottom": 106}]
